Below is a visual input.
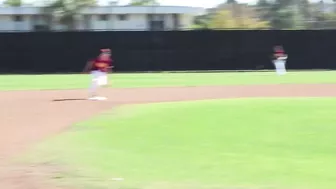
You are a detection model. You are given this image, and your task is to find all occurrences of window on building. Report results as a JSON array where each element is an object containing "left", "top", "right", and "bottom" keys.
[
  {"left": 118, "top": 14, "right": 128, "bottom": 21},
  {"left": 34, "top": 25, "right": 50, "bottom": 31},
  {"left": 13, "top": 15, "right": 23, "bottom": 22},
  {"left": 150, "top": 14, "right": 164, "bottom": 21},
  {"left": 173, "top": 14, "right": 179, "bottom": 30},
  {"left": 149, "top": 21, "right": 164, "bottom": 31},
  {"left": 99, "top": 14, "right": 108, "bottom": 21}
]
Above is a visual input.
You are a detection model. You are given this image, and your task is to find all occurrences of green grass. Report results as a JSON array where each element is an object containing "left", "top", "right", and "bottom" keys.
[
  {"left": 1, "top": 71, "right": 336, "bottom": 90},
  {"left": 25, "top": 98, "right": 336, "bottom": 189}
]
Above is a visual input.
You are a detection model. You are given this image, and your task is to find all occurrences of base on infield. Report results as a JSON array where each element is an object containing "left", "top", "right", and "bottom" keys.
[{"left": 88, "top": 96, "right": 107, "bottom": 101}]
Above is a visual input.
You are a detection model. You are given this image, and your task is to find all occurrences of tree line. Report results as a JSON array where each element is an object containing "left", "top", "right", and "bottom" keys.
[
  {"left": 3, "top": 0, "right": 336, "bottom": 30},
  {"left": 194, "top": 0, "right": 336, "bottom": 30}
]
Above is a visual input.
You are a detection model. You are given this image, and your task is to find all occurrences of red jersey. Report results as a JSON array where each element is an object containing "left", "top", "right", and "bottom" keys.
[
  {"left": 274, "top": 50, "right": 285, "bottom": 58},
  {"left": 91, "top": 58, "right": 112, "bottom": 72}
]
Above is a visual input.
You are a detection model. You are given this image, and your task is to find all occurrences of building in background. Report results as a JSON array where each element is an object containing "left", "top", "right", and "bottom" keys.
[{"left": 0, "top": 5, "right": 204, "bottom": 32}]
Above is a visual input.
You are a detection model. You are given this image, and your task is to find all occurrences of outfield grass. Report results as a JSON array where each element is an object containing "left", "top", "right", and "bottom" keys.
[
  {"left": 1, "top": 71, "right": 336, "bottom": 90},
  {"left": 25, "top": 98, "right": 336, "bottom": 189}
]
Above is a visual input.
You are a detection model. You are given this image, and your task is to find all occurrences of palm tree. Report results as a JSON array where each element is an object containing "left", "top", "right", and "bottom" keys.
[{"left": 42, "top": 0, "right": 96, "bottom": 30}]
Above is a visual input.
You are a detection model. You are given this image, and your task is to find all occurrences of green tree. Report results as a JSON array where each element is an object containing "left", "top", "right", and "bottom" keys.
[
  {"left": 226, "top": 0, "right": 237, "bottom": 4},
  {"left": 193, "top": 14, "right": 211, "bottom": 29},
  {"left": 208, "top": 9, "right": 269, "bottom": 29},
  {"left": 256, "top": 0, "right": 306, "bottom": 29},
  {"left": 43, "top": 0, "right": 96, "bottom": 30},
  {"left": 270, "top": 8, "right": 295, "bottom": 29},
  {"left": 3, "top": 0, "right": 22, "bottom": 6},
  {"left": 310, "top": 12, "right": 336, "bottom": 29},
  {"left": 299, "top": 0, "right": 311, "bottom": 18},
  {"left": 256, "top": 0, "right": 272, "bottom": 22},
  {"left": 208, "top": 10, "right": 237, "bottom": 29},
  {"left": 129, "top": 0, "right": 159, "bottom": 5}
]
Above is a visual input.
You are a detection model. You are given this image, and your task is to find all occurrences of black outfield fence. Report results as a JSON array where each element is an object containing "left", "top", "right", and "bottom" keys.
[{"left": 0, "top": 30, "right": 333, "bottom": 73}]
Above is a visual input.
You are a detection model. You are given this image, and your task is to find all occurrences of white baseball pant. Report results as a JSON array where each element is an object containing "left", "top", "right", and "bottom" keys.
[{"left": 89, "top": 70, "right": 108, "bottom": 96}]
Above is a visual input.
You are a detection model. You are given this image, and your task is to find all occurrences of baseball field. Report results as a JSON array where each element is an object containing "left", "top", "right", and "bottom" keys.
[{"left": 1, "top": 71, "right": 336, "bottom": 189}]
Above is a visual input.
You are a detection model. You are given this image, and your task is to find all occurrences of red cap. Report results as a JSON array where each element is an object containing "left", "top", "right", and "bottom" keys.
[{"left": 101, "top": 49, "right": 111, "bottom": 53}]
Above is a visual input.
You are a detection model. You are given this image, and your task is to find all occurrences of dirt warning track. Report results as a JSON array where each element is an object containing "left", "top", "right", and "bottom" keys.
[{"left": 0, "top": 84, "right": 336, "bottom": 189}]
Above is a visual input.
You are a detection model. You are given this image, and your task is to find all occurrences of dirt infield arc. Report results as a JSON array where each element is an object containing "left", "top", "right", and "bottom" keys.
[{"left": 1, "top": 84, "right": 336, "bottom": 189}]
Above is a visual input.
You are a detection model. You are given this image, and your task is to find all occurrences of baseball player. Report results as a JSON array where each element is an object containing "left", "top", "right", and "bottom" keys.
[
  {"left": 272, "top": 45, "right": 288, "bottom": 75},
  {"left": 83, "top": 49, "right": 113, "bottom": 100}
]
